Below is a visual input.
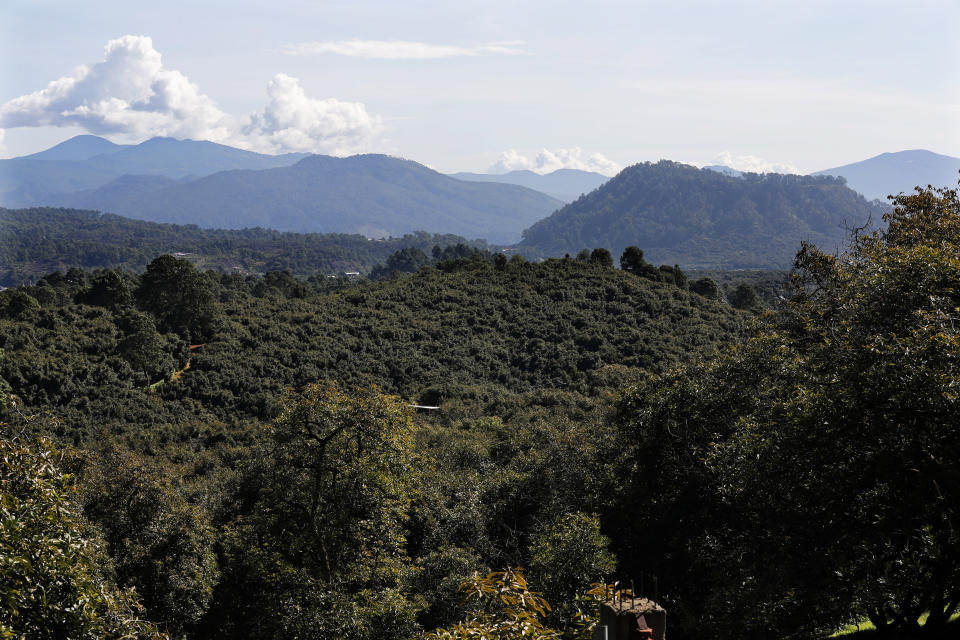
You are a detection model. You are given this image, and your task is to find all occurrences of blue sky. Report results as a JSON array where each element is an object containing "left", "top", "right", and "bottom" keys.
[{"left": 2, "top": 0, "right": 958, "bottom": 174}]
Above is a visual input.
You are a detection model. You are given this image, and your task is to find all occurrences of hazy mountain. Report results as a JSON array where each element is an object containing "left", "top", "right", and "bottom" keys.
[
  {"left": 449, "top": 168, "right": 609, "bottom": 202},
  {"left": 0, "top": 135, "right": 309, "bottom": 206},
  {"left": 80, "top": 137, "right": 310, "bottom": 178},
  {"left": 20, "top": 134, "right": 127, "bottom": 162},
  {"left": 520, "top": 160, "right": 887, "bottom": 269},
  {"left": 812, "top": 149, "right": 960, "bottom": 201},
  {"left": 44, "top": 174, "right": 186, "bottom": 210},
  {"left": 52, "top": 154, "right": 563, "bottom": 244},
  {"left": 702, "top": 165, "right": 742, "bottom": 177}
]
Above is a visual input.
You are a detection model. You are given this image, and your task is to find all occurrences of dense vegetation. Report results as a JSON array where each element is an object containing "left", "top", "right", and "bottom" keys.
[
  {"left": 0, "top": 207, "right": 487, "bottom": 287},
  {"left": 520, "top": 160, "right": 888, "bottom": 268},
  {"left": 1, "top": 182, "right": 957, "bottom": 640}
]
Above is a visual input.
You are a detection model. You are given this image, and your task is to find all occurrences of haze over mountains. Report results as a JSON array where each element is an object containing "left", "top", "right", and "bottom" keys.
[
  {"left": 0, "top": 135, "right": 310, "bottom": 205},
  {"left": 449, "top": 168, "right": 609, "bottom": 202},
  {"left": 82, "top": 154, "right": 562, "bottom": 243},
  {"left": 2, "top": 135, "right": 957, "bottom": 265},
  {"left": 813, "top": 149, "right": 960, "bottom": 201}
]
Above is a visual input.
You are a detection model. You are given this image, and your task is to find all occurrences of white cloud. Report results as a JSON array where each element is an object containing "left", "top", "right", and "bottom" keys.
[
  {"left": 282, "top": 39, "right": 529, "bottom": 59},
  {"left": 0, "top": 35, "right": 384, "bottom": 155},
  {"left": 0, "top": 129, "right": 7, "bottom": 158},
  {"left": 242, "top": 74, "right": 382, "bottom": 155},
  {"left": 712, "top": 151, "right": 799, "bottom": 174},
  {"left": 490, "top": 147, "right": 622, "bottom": 176}
]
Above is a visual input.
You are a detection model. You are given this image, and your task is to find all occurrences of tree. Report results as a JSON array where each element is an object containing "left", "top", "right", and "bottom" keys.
[
  {"left": 690, "top": 276, "right": 720, "bottom": 299},
  {"left": 135, "top": 255, "right": 218, "bottom": 342},
  {"left": 619, "top": 246, "right": 646, "bottom": 274},
  {"left": 0, "top": 433, "right": 166, "bottom": 640},
  {"left": 80, "top": 448, "right": 220, "bottom": 638},
  {"left": 726, "top": 282, "right": 758, "bottom": 309},
  {"left": 589, "top": 248, "right": 614, "bottom": 268},
  {"left": 612, "top": 183, "right": 960, "bottom": 638},
  {"left": 529, "top": 512, "right": 616, "bottom": 631},
  {"left": 82, "top": 270, "right": 132, "bottom": 307},
  {"left": 117, "top": 311, "right": 172, "bottom": 382},
  {"left": 215, "top": 381, "right": 421, "bottom": 640}
]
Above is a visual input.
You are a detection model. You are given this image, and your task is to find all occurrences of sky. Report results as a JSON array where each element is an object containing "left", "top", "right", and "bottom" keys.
[{"left": 1, "top": 0, "right": 958, "bottom": 175}]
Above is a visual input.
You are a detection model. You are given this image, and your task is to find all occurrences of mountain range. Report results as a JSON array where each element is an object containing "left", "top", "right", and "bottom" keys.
[
  {"left": 2, "top": 135, "right": 958, "bottom": 261},
  {"left": 0, "top": 135, "right": 309, "bottom": 205},
  {"left": 40, "top": 153, "right": 562, "bottom": 244},
  {"left": 1, "top": 136, "right": 563, "bottom": 243}
]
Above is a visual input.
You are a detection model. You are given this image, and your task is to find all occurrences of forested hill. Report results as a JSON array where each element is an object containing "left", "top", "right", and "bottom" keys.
[
  {"left": 519, "top": 160, "right": 888, "bottom": 268},
  {"left": 0, "top": 207, "right": 484, "bottom": 287},
  {"left": 0, "top": 254, "right": 743, "bottom": 439}
]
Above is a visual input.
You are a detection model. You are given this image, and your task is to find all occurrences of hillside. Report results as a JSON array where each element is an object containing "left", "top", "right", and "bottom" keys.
[
  {"left": 56, "top": 154, "right": 563, "bottom": 244},
  {"left": 450, "top": 168, "right": 609, "bottom": 202},
  {"left": 520, "top": 160, "right": 887, "bottom": 268},
  {"left": 0, "top": 207, "right": 483, "bottom": 287},
  {"left": 812, "top": 149, "right": 960, "bottom": 201},
  {"left": 1, "top": 255, "right": 744, "bottom": 436}
]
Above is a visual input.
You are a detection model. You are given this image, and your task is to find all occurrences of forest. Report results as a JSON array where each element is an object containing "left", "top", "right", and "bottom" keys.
[
  {"left": 0, "top": 207, "right": 487, "bottom": 287},
  {"left": 1, "top": 184, "right": 958, "bottom": 640}
]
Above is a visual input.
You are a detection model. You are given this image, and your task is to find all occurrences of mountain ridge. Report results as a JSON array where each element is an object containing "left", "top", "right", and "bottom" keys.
[{"left": 812, "top": 149, "right": 960, "bottom": 201}]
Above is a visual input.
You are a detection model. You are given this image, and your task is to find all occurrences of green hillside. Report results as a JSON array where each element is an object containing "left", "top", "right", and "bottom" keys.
[
  {"left": 520, "top": 160, "right": 888, "bottom": 268},
  {"left": 0, "top": 254, "right": 743, "bottom": 438}
]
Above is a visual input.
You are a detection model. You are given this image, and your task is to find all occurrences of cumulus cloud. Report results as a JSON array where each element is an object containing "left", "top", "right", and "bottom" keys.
[
  {"left": 242, "top": 74, "right": 382, "bottom": 155},
  {"left": 490, "top": 147, "right": 622, "bottom": 176},
  {"left": 0, "top": 35, "right": 384, "bottom": 155},
  {"left": 282, "top": 39, "right": 528, "bottom": 59},
  {"left": 713, "top": 151, "right": 799, "bottom": 175}
]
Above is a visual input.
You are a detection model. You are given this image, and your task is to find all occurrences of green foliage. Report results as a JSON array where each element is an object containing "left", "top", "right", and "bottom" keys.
[
  {"left": 726, "top": 282, "right": 759, "bottom": 309},
  {"left": 0, "top": 432, "right": 167, "bottom": 640},
  {"left": 529, "top": 513, "right": 616, "bottom": 630},
  {"left": 213, "top": 381, "right": 421, "bottom": 640},
  {"left": 424, "top": 568, "right": 561, "bottom": 640},
  {"left": 80, "top": 448, "right": 220, "bottom": 638},
  {"left": 0, "top": 207, "right": 484, "bottom": 287},
  {"left": 136, "top": 255, "right": 219, "bottom": 342},
  {"left": 689, "top": 276, "right": 720, "bottom": 299},
  {"left": 589, "top": 248, "right": 613, "bottom": 268},
  {"left": 612, "top": 183, "right": 960, "bottom": 638}
]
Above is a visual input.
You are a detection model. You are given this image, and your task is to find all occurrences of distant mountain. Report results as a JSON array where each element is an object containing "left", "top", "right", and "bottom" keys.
[
  {"left": 813, "top": 149, "right": 960, "bottom": 201},
  {"left": 48, "top": 154, "right": 563, "bottom": 244},
  {"left": 449, "top": 168, "right": 609, "bottom": 202},
  {"left": 0, "top": 135, "right": 308, "bottom": 206},
  {"left": 702, "top": 165, "right": 742, "bottom": 177},
  {"left": 20, "top": 134, "right": 126, "bottom": 162},
  {"left": 80, "top": 137, "right": 310, "bottom": 178},
  {"left": 520, "top": 160, "right": 887, "bottom": 269},
  {"left": 45, "top": 174, "right": 186, "bottom": 210}
]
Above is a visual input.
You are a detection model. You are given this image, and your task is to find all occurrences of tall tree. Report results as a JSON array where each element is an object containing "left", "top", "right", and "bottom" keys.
[{"left": 135, "top": 255, "right": 218, "bottom": 342}]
